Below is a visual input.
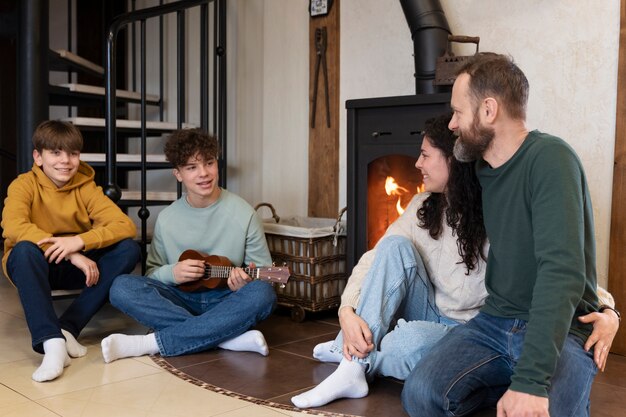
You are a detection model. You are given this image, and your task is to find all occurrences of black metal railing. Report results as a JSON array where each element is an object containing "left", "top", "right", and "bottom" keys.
[{"left": 103, "top": 0, "right": 227, "bottom": 267}]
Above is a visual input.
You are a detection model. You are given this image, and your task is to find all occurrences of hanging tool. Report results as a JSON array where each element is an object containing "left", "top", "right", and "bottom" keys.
[{"left": 311, "top": 26, "right": 330, "bottom": 128}]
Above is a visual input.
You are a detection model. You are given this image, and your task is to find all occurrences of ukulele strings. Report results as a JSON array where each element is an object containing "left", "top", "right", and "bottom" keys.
[{"left": 204, "top": 264, "right": 258, "bottom": 279}]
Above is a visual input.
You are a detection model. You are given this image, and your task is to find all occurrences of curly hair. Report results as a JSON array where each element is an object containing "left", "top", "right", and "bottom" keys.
[
  {"left": 417, "top": 113, "right": 487, "bottom": 274},
  {"left": 163, "top": 128, "right": 220, "bottom": 168}
]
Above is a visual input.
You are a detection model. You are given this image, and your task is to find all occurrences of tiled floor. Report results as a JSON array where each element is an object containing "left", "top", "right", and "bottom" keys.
[{"left": 1, "top": 270, "right": 626, "bottom": 417}]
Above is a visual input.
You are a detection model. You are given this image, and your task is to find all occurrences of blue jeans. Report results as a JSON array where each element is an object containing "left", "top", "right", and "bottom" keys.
[
  {"left": 7, "top": 239, "right": 141, "bottom": 353},
  {"left": 330, "top": 235, "right": 457, "bottom": 380},
  {"left": 109, "top": 274, "right": 277, "bottom": 356},
  {"left": 401, "top": 312, "right": 598, "bottom": 417}
]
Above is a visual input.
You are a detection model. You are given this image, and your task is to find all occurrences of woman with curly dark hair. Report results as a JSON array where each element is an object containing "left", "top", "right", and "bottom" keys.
[
  {"left": 416, "top": 113, "right": 486, "bottom": 274},
  {"left": 292, "top": 113, "right": 489, "bottom": 409}
]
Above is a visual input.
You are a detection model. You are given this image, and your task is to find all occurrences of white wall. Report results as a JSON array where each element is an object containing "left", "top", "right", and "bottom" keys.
[
  {"left": 66, "top": 1, "right": 616, "bottom": 286},
  {"left": 436, "top": 1, "right": 619, "bottom": 288},
  {"left": 229, "top": 0, "right": 309, "bottom": 217},
  {"left": 248, "top": 0, "right": 619, "bottom": 287}
]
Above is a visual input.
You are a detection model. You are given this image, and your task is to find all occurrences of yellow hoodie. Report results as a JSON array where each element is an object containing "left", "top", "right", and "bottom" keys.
[{"left": 1, "top": 161, "right": 137, "bottom": 281}]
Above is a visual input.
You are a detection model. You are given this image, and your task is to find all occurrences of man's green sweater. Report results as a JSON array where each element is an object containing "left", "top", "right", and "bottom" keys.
[{"left": 476, "top": 130, "right": 599, "bottom": 397}]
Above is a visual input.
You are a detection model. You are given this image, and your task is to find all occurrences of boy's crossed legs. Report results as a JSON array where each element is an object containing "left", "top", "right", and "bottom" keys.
[
  {"left": 102, "top": 275, "right": 276, "bottom": 362},
  {"left": 101, "top": 329, "right": 269, "bottom": 363}
]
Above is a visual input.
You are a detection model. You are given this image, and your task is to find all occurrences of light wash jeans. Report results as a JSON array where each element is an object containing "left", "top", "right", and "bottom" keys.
[
  {"left": 401, "top": 312, "right": 598, "bottom": 417},
  {"left": 109, "top": 274, "right": 276, "bottom": 356},
  {"left": 330, "top": 235, "right": 458, "bottom": 380},
  {"left": 7, "top": 239, "right": 141, "bottom": 353}
]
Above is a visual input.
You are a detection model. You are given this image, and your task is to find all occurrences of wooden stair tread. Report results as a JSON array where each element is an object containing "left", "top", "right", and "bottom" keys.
[
  {"left": 55, "top": 83, "right": 160, "bottom": 103},
  {"left": 121, "top": 190, "right": 177, "bottom": 201},
  {"left": 62, "top": 117, "right": 196, "bottom": 130},
  {"left": 51, "top": 289, "right": 83, "bottom": 300},
  {"left": 49, "top": 49, "right": 104, "bottom": 76},
  {"left": 81, "top": 153, "right": 167, "bottom": 163}
]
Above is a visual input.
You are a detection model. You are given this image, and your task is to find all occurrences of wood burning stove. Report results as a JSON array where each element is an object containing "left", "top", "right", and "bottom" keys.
[{"left": 346, "top": 93, "right": 451, "bottom": 271}]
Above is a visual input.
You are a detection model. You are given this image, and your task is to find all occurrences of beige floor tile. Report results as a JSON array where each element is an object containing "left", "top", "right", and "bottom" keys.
[
  {"left": 263, "top": 407, "right": 324, "bottom": 417},
  {"left": 0, "top": 279, "right": 25, "bottom": 319},
  {"left": 65, "top": 372, "right": 170, "bottom": 411},
  {"left": 137, "top": 355, "right": 165, "bottom": 369},
  {"left": 34, "top": 391, "right": 94, "bottom": 417},
  {"left": 37, "top": 390, "right": 151, "bottom": 417},
  {"left": 0, "top": 347, "right": 163, "bottom": 401},
  {"left": 219, "top": 404, "right": 293, "bottom": 417},
  {"left": 0, "top": 383, "right": 30, "bottom": 409},
  {"left": 36, "top": 371, "right": 255, "bottom": 417},
  {"left": 0, "top": 399, "right": 61, "bottom": 417},
  {"left": 149, "top": 372, "right": 253, "bottom": 416},
  {"left": 0, "top": 312, "right": 36, "bottom": 365}
]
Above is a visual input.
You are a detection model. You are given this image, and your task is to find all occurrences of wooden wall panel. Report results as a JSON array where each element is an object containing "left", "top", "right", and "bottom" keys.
[
  {"left": 608, "top": 0, "right": 626, "bottom": 355},
  {"left": 308, "top": 0, "right": 340, "bottom": 218}
]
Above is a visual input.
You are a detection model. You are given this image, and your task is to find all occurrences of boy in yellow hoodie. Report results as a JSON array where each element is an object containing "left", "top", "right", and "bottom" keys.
[{"left": 1, "top": 120, "right": 140, "bottom": 382}]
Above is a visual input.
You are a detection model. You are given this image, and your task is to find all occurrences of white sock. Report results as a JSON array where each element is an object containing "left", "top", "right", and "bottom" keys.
[
  {"left": 313, "top": 340, "right": 343, "bottom": 363},
  {"left": 291, "top": 359, "right": 369, "bottom": 408},
  {"left": 218, "top": 330, "right": 269, "bottom": 356},
  {"left": 62, "top": 329, "right": 87, "bottom": 358},
  {"left": 32, "top": 338, "right": 71, "bottom": 382},
  {"left": 101, "top": 333, "right": 159, "bottom": 363}
]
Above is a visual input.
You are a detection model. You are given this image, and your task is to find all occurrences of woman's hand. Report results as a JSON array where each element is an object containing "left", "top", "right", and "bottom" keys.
[
  {"left": 578, "top": 309, "right": 620, "bottom": 371},
  {"left": 338, "top": 307, "right": 374, "bottom": 360}
]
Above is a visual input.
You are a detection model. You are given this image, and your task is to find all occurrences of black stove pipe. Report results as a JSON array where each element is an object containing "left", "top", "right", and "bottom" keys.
[{"left": 399, "top": 0, "right": 451, "bottom": 94}]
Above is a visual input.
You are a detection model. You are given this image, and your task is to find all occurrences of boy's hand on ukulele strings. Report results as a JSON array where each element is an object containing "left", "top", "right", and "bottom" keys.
[
  {"left": 228, "top": 262, "right": 255, "bottom": 291},
  {"left": 173, "top": 259, "right": 206, "bottom": 284}
]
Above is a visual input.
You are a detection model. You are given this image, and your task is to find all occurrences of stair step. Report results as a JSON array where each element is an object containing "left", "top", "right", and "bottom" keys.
[
  {"left": 62, "top": 117, "right": 196, "bottom": 133},
  {"left": 55, "top": 83, "right": 160, "bottom": 104},
  {"left": 51, "top": 289, "right": 83, "bottom": 300},
  {"left": 49, "top": 49, "right": 104, "bottom": 77},
  {"left": 81, "top": 153, "right": 167, "bottom": 163},
  {"left": 121, "top": 190, "right": 178, "bottom": 201}
]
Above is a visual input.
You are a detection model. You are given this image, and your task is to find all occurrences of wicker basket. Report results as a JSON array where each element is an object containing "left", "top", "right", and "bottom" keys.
[{"left": 255, "top": 203, "right": 347, "bottom": 321}]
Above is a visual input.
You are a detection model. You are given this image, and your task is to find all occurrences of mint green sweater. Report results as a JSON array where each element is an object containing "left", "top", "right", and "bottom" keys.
[
  {"left": 146, "top": 189, "right": 272, "bottom": 285},
  {"left": 477, "top": 131, "right": 598, "bottom": 397}
]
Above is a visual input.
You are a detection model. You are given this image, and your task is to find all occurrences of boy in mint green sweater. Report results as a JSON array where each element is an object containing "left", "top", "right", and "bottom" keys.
[{"left": 101, "top": 129, "right": 276, "bottom": 362}]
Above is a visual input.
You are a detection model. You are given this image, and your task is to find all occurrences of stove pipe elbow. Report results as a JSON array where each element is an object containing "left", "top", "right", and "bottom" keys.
[{"left": 399, "top": 0, "right": 451, "bottom": 94}]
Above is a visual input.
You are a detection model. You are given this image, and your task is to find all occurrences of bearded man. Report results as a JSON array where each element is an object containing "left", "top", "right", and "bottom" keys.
[{"left": 401, "top": 53, "right": 620, "bottom": 417}]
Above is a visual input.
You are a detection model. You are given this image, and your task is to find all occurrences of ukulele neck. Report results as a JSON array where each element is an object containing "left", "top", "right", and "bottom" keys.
[{"left": 206, "top": 264, "right": 259, "bottom": 279}]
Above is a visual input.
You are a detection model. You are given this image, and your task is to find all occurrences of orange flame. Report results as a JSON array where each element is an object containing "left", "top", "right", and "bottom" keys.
[
  {"left": 385, "top": 177, "right": 411, "bottom": 215},
  {"left": 385, "top": 177, "right": 409, "bottom": 196},
  {"left": 396, "top": 198, "right": 405, "bottom": 214}
]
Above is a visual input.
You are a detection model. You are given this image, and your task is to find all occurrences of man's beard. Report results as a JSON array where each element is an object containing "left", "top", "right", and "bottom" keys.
[{"left": 453, "top": 114, "right": 495, "bottom": 163}]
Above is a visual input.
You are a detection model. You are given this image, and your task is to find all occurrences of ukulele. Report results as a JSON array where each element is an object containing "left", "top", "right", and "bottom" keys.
[{"left": 177, "top": 249, "right": 290, "bottom": 292}]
